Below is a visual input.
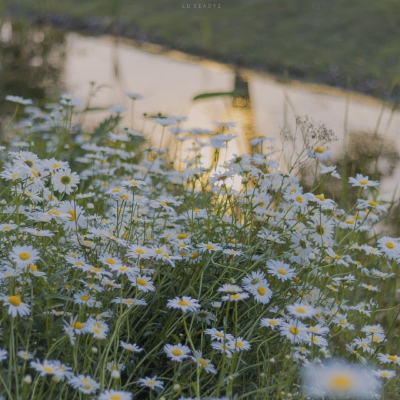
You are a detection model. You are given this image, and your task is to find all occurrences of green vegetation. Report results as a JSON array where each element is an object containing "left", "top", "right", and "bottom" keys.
[{"left": 5, "top": 0, "right": 400, "bottom": 99}]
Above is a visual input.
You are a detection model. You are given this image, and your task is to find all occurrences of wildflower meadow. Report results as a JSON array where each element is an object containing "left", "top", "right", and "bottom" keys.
[{"left": 0, "top": 93, "right": 399, "bottom": 400}]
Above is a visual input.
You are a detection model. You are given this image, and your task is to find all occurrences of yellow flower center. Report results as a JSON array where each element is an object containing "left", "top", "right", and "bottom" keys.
[
  {"left": 67, "top": 210, "right": 75, "bottom": 221},
  {"left": 48, "top": 209, "right": 60, "bottom": 216},
  {"left": 43, "top": 366, "right": 53, "bottom": 373},
  {"left": 205, "top": 244, "right": 214, "bottom": 249},
  {"left": 257, "top": 286, "right": 266, "bottom": 296},
  {"left": 359, "top": 179, "right": 369, "bottom": 185},
  {"left": 344, "top": 219, "right": 354, "bottom": 224},
  {"left": 277, "top": 269, "right": 287, "bottom": 275},
  {"left": 295, "top": 307, "right": 306, "bottom": 314},
  {"left": 381, "top": 372, "right": 389, "bottom": 377},
  {"left": 31, "top": 169, "right": 39, "bottom": 179},
  {"left": 198, "top": 358, "right": 208, "bottom": 367},
  {"left": 368, "top": 200, "right": 378, "bottom": 207},
  {"left": 19, "top": 252, "right": 30, "bottom": 261},
  {"left": 71, "top": 322, "right": 83, "bottom": 330},
  {"left": 8, "top": 296, "right": 21, "bottom": 307},
  {"left": 339, "top": 319, "right": 347, "bottom": 325},
  {"left": 329, "top": 375, "right": 351, "bottom": 391},
  {"left": 110, "top": 395, "right": 122, "bottom": 400},
  {"left": 178, "top": 300, "right": 189, "bottom": 306},
  {"left": 386, "top": 242, "right": 394, "bottom": 249},
  {"left": 295, "top": 196, "right": 303, "bottom": 203},
  {"left": 155, "top": 249, "right": 163, "bottom": 254},
  {"left": 137, "top": 278, "right": 147, "bottom": 286},
  {"left": 315, "top": 194, "right": 325, "bottom": 201},
  {"left": 268, "top": 320, "right": 277, "bottom": 325},
  {"left": 1, "top": 226, "right": 11, "bottom": 231},
  {"left": 80, "top": 295, "right": 89, "bottom": 301},
  {"left": 388, "top": 355, "right": 397, "bottom": 362},
  {"left": 135, "top": 249, "right": 145, "bottom": 255},
  {"left": 289, "top": 326, "right": 299, "bottom": 335},
  {"left": 230, "top": 294, "right": 241, "bottom": 299},
  {"left": 314, "top": 147, "right": 324, "bottom": 153},
  {"left": 171, "top": 349, "right": 182, "bottom": 356},
  {"left": 106, "top": 258, "right": 115, "bottom": 264}
]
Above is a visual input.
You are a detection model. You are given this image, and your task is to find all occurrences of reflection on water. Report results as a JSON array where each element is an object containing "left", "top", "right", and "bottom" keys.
[
  {"left": 0, "top": 20, "right": 65, "bottom": 117},
  {"left": 2, "top": 21, "right": 400, "bottom": 205}
]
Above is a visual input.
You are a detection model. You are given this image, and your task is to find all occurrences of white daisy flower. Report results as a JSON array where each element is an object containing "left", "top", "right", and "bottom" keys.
[
  {"left": 129, "top": 275, "right": 156, "bottom": 293},
  {"left": 52, "top": 168, "right": 80, "bottom": 194},
  {"left": 164, "top": 343, "right": 191, "bottom": 362},
  {"left": 229, "top": 336, "right": 251, "bottom": 352},
  {"left": 10, "top": 245, "right": 39, "bottom": 267},
  {"left": 98, "top": 390, "right": 132, "bottom": 400},
  {"left": 260, "top": 318, "right": 283, "bottom": 330},
  {"left": 204, "top": 328, "right": 234, "bottom": 342},
  {"left": 138, "top": 375, "right": 164, "bottom": 390},
  {"left": 266, "top": 260, "right": 295, "bottom": 282},
  {"left": 287, "top": 303, "right": 317, "bottom": 319},
  {"left": 167, "top": 296, "right": 201, "bottom": 313},
  {"left": 120, "top": 341, "right": 143, "bottom": 353},
  {"left": 2, "top": 295, "right": 30, "bottom": 317},
  {"left": 348, "top": 174, "right": 379, "bottom": 189},
  {"left": 377, "top": 353, "right": 400, "bottom": 365},
  {"left": 279, "top": 319, "right": 308, "bottom": 343},
  {"left": 68, "top": 375, "right": 100, "bottom": 394},
  {"left": 191, "top": 351, "right": 216, "bottom": 374}
]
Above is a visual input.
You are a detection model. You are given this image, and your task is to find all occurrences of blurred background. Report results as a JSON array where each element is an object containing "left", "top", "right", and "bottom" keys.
[{"left": 1, "top": 0, "right": 400, "bottom": 230}]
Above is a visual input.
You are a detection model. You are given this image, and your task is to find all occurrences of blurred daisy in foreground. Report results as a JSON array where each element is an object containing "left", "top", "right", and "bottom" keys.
[
  {"left": 98, "top": 390, "right": 132, "bottom": 400},
  {"left": 302, "top": 361, "right": 380, "bottom": 399}
]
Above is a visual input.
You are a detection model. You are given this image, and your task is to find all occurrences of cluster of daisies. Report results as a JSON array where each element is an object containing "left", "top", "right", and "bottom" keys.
[{"left": 0, "top": 94, "right": 399, "bottom": 399}]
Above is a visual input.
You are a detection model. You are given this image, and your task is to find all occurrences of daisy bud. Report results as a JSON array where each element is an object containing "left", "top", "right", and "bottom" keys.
[
  {"left": 308, "top": 253, "right": 316, "bottom": 260},
  {"left": 52, "top": 374, "right": 61, "bottom": 383},
  {"left": 0, "top": 200, "right": 7, "bottom": 205},
  {"left": 64, "top": 144, "right": 70, "bottom": 149},
  {"left": 111, "top": 370, "right": 120, "bottom": 379},
  {"left": 87, "top": 203, "right": 94, "bottom": 209},
  {"left": 173, "top": 383, "right": 181, "bottom": 392},
  {"left": 91, "top": 347, "right": 98, "bottom": 354},
  {"left": 23, "top": 375, "right": 32, "bottom": 385}
]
